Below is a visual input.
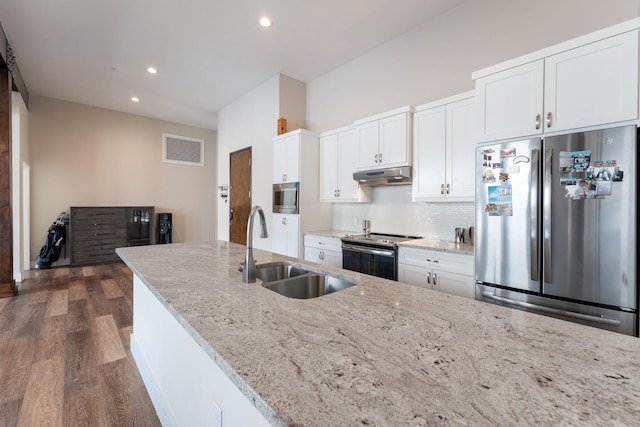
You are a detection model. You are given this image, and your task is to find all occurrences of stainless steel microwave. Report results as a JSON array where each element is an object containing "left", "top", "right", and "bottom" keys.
[{"left": 273, "top": 182, "right": 299, "bottom": 214}]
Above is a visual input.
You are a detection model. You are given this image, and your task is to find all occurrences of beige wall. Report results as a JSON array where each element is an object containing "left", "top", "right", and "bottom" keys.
[{"left": 29, "top": 96, "right": 217, "bottom": 262}]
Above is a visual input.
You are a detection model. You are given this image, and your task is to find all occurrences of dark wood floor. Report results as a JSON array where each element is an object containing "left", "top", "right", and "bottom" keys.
[{"left": 0, "top": 263, "right": 161, "bottom": 426}]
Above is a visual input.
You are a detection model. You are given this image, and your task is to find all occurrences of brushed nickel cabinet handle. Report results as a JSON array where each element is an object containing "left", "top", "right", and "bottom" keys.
[
  {"left": 535, "top": 114, "right": 541, "bottom": 130},
  {"left": 546, "top": 112, "right": 552, "bottom": 128},
  {"left": 440, "top": 184, "right": 445, "bottom": 195}
]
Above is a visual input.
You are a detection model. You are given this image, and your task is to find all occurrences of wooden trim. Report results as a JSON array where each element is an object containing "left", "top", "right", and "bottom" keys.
[
  {"left": 0, "top": 20, "right": 30, "bottom": 108},
  {"left": 0, "top": 66, "right": 16, "bottom": 297}
]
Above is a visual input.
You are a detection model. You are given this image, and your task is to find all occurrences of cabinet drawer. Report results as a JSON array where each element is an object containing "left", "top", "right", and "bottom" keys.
[
  {"left": 398, "top": 247, "right": 473, "bottom": 276},
  {"left": 72, "top": 227, "right": 127, "bottom": 241},
  {"left": 72, "top": 217, "right": 124, "bottom": 231},
  {"left": 72, "top": 250, "right": 120, "bottom": 265},
  {"left": 71, "top": 207, "right": 126, "bottom": 220},
  {"left": 303, "top": 234, "right": 342, "bottom": 252},
  {"left": 73, "top": 237, "right": 127, "bottom": 251}
]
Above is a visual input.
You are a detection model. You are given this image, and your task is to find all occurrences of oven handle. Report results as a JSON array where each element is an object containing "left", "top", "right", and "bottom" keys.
[{"left": 341, "top": 244, "right": 395, "bottom": 258}]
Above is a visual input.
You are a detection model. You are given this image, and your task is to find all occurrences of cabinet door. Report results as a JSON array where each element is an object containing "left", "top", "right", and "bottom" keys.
[
  {"left": 304, "top": 246, "right": 324, "bottom": 264},
  {"left": 434, "top": 270, "right": 475, "bottom": 299},
  {"left": 273, "top": 138, "right": 287, "bottom": 183},
  {"left": 337, "top": 128, "right": 364, "bottom": 201},
  {"left": 323, "top": 250, "right": 343, "bottom": 268},
  {"left": 378, "top": 113, "right": 409, "bottom": 167},
  {"left": 319, "top": 134, "right": 339, "bottom": 201},
  {"left": 272, "top": 214, "right": 288, "bottom": 256},
  {"left": 476, "top": 60, "right": 544, "bottom": 142},
  {"left": 273, "top": 214, "right": 299, "bottom": 257},
  {"left": 412, "top": 106, "right": 447, "bottom": 200},
  {"left": 273, "top": 135, "right": 300, "bottom": 183},
  {"left": 398, "top": 263, "right": 433, "bottom": 290},
  {"left": 446, "top": 97, "right": 476, "bottom": 200},
  {"left": 356, "top": 121, "right": 380, "bottom": 169},
  {"left": 285, "top": 135, "right": 300, "bottom": 182},
  {"left": 284, "top": 214, "right": 300, "bottom": 258},
  {"left": 544, "top": 31, "right": 638, "bottom": 133}
]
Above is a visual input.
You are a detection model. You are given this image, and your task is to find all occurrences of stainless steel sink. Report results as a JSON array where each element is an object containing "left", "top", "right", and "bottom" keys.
[
  {"left": 255, "top": 263, "right": 309, "bottom": 282},
  {"left": 263, "top": 274, "right": 356, "bottom": 299},
  {"left": 255, "top": 262, "right": 356, "bottom": 299}
]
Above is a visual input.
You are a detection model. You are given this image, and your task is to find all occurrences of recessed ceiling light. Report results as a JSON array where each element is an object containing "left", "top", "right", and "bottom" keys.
[
  {"left": 147, "top": 67, "right": 158, "bottom": 75},
  {"left": 131, "top": 97, "right": 140, "bottom": 102},
  {"left": 259, "top": 16, "right": 271, "bottom": 27}
]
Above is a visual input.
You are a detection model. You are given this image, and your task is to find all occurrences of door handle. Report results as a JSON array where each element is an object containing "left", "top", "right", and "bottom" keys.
[
  {"left": 530, "top": 149, "right": 539, "bottom": 281},
  {"left": 546, "top": 112, "right": 552, "bottom": 128},
  {"left": 481, "top": 292, "right": 621, "bottom": 326},
  {"left": 229, "top": 209, "right": 233, "bottom": 221},
  {"left": 543, "top": 147, "right": 553, "bottom": 283}
]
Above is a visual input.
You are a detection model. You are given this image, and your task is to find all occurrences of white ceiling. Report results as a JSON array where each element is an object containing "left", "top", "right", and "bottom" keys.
[{"left": 0, "top": 0, "right": 467, "bottom": 130}]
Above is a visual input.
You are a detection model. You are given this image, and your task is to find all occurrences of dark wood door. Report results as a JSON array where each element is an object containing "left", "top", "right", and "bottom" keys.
[
  {"left": 229, "top": 147, "right": 252, "bottom": 245},
  {"left": 0, "top": 66, "right": 16, "bottom": 297}
]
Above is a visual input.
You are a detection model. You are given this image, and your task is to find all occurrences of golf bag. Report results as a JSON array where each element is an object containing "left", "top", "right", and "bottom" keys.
[{"left": 35, "top": 212, "right": 70, "bottom": 269}]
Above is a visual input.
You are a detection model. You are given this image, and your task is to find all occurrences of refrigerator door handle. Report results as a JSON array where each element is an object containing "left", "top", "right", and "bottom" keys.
[
  {"left": 481, "top": 292, "right": 621, "bottom": 326},
  {"left": 530, "top": 148, "right": 539, "bottom": 281},
  {"left": 543, "top": 146, "right": 553, "bottom": 284}
]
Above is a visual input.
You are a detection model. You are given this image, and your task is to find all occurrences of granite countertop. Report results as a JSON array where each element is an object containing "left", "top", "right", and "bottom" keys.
[
  {"left": 305, "top": 229, "right": 474, "bottom": 255},
  {"left": 117, "top": 241, "right": 640, "bottom": 426}
]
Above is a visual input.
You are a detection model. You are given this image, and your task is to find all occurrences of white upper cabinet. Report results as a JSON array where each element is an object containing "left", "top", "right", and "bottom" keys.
[
  {"left": 354, "top": 106, "right": 412, "bottom": 170},
  {"left": 320, "top": 126, "right": 372, "bottom": 203},
  {"left": 413, "top": 92, "right": 475, "bottom": 202},
  {"left": 544, "top": 31, "right": 638, "bottom": 133},
  {"left": 475, "top": 61, "right": 544, "bottom": 142},
  {"left": 273, "top": 133, "right": 300, "bottom": 183},
  {"left": 475, "top": 29, "right": 639, "bottom": 142}
]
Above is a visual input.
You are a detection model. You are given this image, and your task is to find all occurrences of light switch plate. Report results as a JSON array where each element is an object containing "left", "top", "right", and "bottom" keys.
[{"left": 352, "top": 216, "right": 358, "bottom": 226}]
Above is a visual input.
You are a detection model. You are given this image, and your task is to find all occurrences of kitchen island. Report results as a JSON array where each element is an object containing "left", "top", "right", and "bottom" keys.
[{"left": 117, "top": 241, "right": 640, "bottom": 426}]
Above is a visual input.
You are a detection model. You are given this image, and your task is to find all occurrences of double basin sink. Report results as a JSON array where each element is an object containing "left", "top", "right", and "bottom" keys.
[{"left": 255, "top": 262, "right": 356, "bottom": 299}]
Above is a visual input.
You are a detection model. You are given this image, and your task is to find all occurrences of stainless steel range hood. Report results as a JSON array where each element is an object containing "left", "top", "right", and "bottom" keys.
[{"left": 353, "top": 166, "right": 412, "bottom": 186}]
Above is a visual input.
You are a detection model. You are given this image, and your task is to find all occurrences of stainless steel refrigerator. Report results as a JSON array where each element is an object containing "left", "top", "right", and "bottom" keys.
[{"left": 475, "top": 125, "right": 637, "bottom": 336}]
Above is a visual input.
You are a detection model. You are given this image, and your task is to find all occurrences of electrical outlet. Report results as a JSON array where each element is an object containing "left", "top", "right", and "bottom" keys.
[{"left": 352, "top": 216, "right": 358, "bottom": 226}]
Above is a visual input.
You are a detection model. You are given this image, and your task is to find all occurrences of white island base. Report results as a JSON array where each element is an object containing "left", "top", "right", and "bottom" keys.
[{"left": 131, "top": 275, "right": 271, "bottom": 427}]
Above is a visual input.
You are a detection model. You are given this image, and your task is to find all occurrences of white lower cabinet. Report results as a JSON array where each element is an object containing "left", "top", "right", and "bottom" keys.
[
  {"left": 304, "top": 234, "right": 342, "bottom": 268},
  {"left": 398, "top": 246, "right": 474, "bottom": 299},
  {"left": 272, "top": 214, "right": 300, "bottom": 258}
]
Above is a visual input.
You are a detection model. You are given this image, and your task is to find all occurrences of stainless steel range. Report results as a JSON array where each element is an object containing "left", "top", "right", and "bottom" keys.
[{"left": 341, "top": 232, "right": 420, "bottom": 280}]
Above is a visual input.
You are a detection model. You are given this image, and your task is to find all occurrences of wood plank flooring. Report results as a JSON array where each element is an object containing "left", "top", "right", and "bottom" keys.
[{"left": 0, "top": 263, "right": 161, "bottom": 426}]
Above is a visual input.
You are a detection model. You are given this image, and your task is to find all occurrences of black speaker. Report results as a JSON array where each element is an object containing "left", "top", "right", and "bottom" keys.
[{"left": 157, "top": 213, "right": 172, "bottom": 244}]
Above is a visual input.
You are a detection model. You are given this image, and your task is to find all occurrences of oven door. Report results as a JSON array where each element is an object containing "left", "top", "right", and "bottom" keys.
[{"left": 341, "top": 243, "right": 396, "bottom": 280}]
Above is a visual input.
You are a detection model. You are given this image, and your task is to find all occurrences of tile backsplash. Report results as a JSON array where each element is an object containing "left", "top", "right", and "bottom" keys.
[{"left": 332, "top": 186, "right": 474, "bottom": 242}]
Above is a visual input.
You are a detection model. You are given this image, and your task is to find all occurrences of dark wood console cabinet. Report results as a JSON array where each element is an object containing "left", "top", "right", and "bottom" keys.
[{"left": 70, "top": 206, "right": 154, "bottom": 266}]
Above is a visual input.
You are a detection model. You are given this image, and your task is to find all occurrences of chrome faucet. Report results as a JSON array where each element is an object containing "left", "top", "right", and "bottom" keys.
[{"left": 242, "top": 205, "right": 268, "bottom": 283}]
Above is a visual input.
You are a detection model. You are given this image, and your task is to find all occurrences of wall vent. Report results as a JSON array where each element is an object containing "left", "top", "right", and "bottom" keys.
[{"left": 163, "top": 133, "right": 204, "bottom": 166}]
